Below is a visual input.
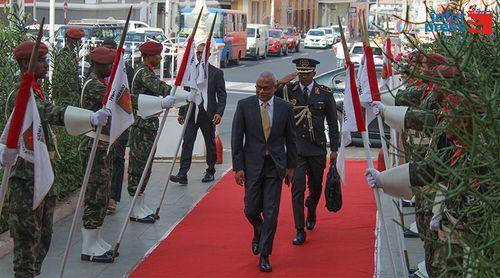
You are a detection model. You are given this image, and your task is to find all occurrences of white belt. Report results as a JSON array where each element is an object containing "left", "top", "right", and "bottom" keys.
[{"left": 85, "top": 131, "right": 110, "bottom": 142}]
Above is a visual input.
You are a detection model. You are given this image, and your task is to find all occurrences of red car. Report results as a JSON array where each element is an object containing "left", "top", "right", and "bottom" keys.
[
  {"left": 267, "top": 29, "right": 288, "bottom": 56},
  {"left": 279, "top": 26, "right": 300, "bottom": 52}
]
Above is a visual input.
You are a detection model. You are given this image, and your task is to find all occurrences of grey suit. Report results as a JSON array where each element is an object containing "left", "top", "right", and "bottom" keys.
[{"left": 231, "top": 95, "right": 298, "bottom": 255}]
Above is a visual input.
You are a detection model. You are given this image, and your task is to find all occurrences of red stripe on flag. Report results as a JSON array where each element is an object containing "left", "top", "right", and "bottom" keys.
[
  {"left": 102, "top": 48, "right": 124, "bottom": 105},
  {"left": 347, "top": 62, "right": 366, "bottom": 132},
  {"left": 175, "top": 38, "right": 194, "bottom": 86},
  {"left": 6, "top": 71, "right": 35, "bottom": 149},
  {"left": 205, "top": 39, "right": 211, "bottom": 61},
  {"left": 385, "top": 38, "right": 393, "bottom": 77},
  {"left": 363, "top": 45, "right": 381, "bottom": 101}
]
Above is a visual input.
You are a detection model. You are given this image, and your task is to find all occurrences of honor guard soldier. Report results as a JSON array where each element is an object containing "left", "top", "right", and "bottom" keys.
[
  {"left": 276, "top": 58, "right": 339, "bottom": 245},
  {"left": 127, "top": 41, "right": 176, "bottom": 223},
  {"left": 78, "top": 47, "right": 117, "bottom": 263},
  {"left": 3, "top": 41, "right": 109, "bottom": 277},
  {"left": 52, "top": 27, "right": 85, "bottom": 106}
]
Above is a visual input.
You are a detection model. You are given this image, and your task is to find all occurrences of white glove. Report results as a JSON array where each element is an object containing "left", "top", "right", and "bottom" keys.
[
  {"left": 90, "top": 108, "right": 110, "bottom": 126},
  {"left": 364, "top": 168, "right": 382, "bottom": 189},
  {"left": 371, "top": 101, "right": 385, "bottom": 117},
  {"left": 0, "top": 145, "right": 18, "bottom": 167},
  {"left": 187, "top": 91, "right": 197, "bottom": 102},
  {"left": 161, "top": 95, "right": 176, "bottom": 109},
  {"left": 429, "top": 214, "right": 442, "bottom": 231}
]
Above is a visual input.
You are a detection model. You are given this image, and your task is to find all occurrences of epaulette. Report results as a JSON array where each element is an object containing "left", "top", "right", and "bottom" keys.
[{"left": 318, "top": 84, "right": 332, "bottom": 94}]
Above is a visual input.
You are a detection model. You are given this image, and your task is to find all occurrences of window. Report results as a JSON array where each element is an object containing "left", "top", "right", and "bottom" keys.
[
  {"left": 269, "top": 30, "right": 281, "bottom": 38},
  {"left": 247, "top": 28, "right": 256, "bottom": 37}
]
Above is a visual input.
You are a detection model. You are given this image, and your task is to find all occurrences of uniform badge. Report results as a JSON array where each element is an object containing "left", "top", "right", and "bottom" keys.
[
  {"left": 315, "top": 87, "right": 320, "bottom": 94},
  {"left": 291, "top": 99, "right": 297, "bottom": 106}
]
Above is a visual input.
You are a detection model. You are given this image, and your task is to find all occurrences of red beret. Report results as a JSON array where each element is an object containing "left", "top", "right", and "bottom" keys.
[
  {"left": 430, "top": 65, "right": 459, "bottom": 78},
  {"left": 423, "top": 53, "right": 448, "bottom": 67},
  {"left": 66, "top": 27, "right": 85, "bottom": 40},
  {"left": 89, "top": 47, "right": 116, "bottom": 64},
  {"left": 13, "top": 41, "right": 49, "bottom": 59},
  {"left": 139, "top": 41, "right": 163, "bottom": 55}
]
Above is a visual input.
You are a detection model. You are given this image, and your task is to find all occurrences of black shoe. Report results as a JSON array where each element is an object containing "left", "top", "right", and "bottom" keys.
[
  {"left": 170, "top": 174, "right": 188, "bottom": 185},
  {"left": 292, "top": 229, "right": 306, "bottom": 245},
  {"left": 402, "top": 199, "right": 414, "bottom": 207},
  {"left": 81, "top": 253, "right": 114, "bottom": 263},
  {"left": 259, "top": 255, "right": 272, "bottom": 272},
  {"left": 201, "top": 172, "right": 215, "bottom": 183},
  {"left": 130, "top": 213, "right": 157, "bottom": 224},
  {"left": 105, "top": 250, "right": 119, "bottom": 258},
  {"left": 306, "top": 211, "right": 316, "bottom": 230},
  {"left": 403, "top": 229, "right": 420, "bottom": 238},
  {"left": 252, "top": 242, "right": 259, "bottom": 255}
]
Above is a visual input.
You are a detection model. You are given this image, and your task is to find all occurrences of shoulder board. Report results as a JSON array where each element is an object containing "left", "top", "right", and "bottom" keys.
[{"left": 318, "top": 84, "right": 332, "bottom": 94}]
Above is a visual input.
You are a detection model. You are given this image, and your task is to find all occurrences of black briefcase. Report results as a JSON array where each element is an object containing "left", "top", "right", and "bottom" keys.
[{"left": 324, "top": 165, "right": 342, "bottom": 212}]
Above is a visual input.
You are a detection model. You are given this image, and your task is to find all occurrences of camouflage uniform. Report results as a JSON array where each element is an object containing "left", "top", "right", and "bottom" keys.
[
  {"left": 127, "top": 62, "right": 171, "bottom": 196},
  {"left": 52, "top": 45, "right": 81, "bottom": 106},
  {"left": 79, "top": 73, "right": 112, "bottom": 229},
  {"left": 6, "top": 84, "right": 66, "bottom": 278}
]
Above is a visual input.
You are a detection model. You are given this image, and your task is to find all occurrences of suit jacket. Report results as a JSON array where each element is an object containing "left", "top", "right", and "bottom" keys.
[
  {"left": 231, "top": 95, "right": 298, "bottom": 179},
  {"left": 276, "top": 81, "right": 339, "bottom": 156},
  {"left": 179, "top": 64, "right": 227, "bottom": 118}
]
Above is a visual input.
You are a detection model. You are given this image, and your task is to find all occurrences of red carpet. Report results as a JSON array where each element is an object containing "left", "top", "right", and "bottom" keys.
[{"left": 131, "top": 161, "right": 376, "bottom": 277}]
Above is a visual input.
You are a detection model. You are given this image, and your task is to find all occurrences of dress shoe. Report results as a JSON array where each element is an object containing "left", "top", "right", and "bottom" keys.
[
  {"left": 292, "top": 229, "right": 306, "bottom": 245},
  {"left": 259, "top": 255, "right": 272, "bottom": 272},
  {"left": 201, "top": 172, "right": 215, "bottom": 183},
  {"left": 306, "top": 211, "right": 316, "bottom": 230},
  {"left": 170, "top": 174, "right": 188, "bottom": 185},
  {"left": 252, "top": 242, "right": 259, "bottom": 255},
  {"left": 130, "top": 214, "right": 157, "bottom": 224},
  {"left": 81, "top": 253, "right": 114, "bottom": 263}
]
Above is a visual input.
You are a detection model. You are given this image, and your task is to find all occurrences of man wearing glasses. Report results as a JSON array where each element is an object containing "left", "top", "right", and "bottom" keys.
[
  {"left": 170, "top": 42, "right": 227, "bottom": 185},
  {"left": 232, "top": 72, "right": 297, "bottom": 272},
  {"left": 276, "top": 58, "right": 339, "bottom": 245}
]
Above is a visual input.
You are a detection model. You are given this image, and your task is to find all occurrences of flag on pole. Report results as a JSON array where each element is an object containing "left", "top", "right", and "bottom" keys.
[
  {"left": 380, "top": 37, "right": 394, "bottom": 90},
  {"left": 2, "top": 72, "right": 54, "bottom": 209},
  {"left": 356, "top": 44, "right": 381, "bottom": 127},
  {"left": 337, "top": 61, "right": 366, "bottom": 182},
  {"left": 103, "top": 48, "right": 134, "bottom": 150}
]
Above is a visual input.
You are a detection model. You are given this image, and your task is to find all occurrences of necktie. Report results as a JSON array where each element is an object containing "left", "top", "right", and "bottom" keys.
[
  {"left": 303, "top": 87, "right": 309, "bottom": 102},
  {"left": 261, "top": 102, "right": 271, "bottom": 141}
]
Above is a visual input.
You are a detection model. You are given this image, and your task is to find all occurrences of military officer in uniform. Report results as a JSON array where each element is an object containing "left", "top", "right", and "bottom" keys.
[
  {"left": 3, "top": 41, "right": 109, "bottom": 277},
  {"left": 275, "top": 58, "right": 339, "bottom": 245},
  {"left": 127, "top": 41, "right": 176, "bottom": 223},
  {"left": 52, "top": 27, "right": 85, "bottom": 106}
]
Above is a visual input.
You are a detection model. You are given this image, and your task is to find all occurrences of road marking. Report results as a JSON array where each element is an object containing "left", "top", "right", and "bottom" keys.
[
  {"left": 281, "top": 57, "right": 292, "bottom": 60},
  {"left": 228, "top": 90, "right": 254, "bottom": 95},
  {"left": 233, "top": 65, "right": 246, "bottom": 68},
  {"left": 263, "top": 60, "right": 273, "bottom": 63}
]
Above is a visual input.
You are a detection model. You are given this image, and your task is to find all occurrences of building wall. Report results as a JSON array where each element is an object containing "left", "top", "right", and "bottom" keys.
[{"left": 318, "top": 2, "right": 349, "bottom": 27}]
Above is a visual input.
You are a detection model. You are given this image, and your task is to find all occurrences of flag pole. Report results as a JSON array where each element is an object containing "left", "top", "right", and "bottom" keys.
[
  {"left": 58, "top": 7, "right": 133, "bottom": 277},
  {"left": 112, "top": 7, "right": 205, "bottom": 258},
  {"left": 154, "top": 12, "right": 217, "bottom": 219},
  {"left": 339, "top": 17, "right": 398, "bottom": 277},
  {"left": 0, "top": 17, "right": 45, "bottom": 218}
]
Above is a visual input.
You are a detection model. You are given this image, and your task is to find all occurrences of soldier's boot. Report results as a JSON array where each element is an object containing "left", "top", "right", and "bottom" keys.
[
  {"left": 97, "top": 227, "right": 118, "bottom": 257},
  {"left": 129, "top": 195, "right": 156, "bottom": 224},
  {"left": 81, "top": 228, "right": 114, "bottom": 263}
]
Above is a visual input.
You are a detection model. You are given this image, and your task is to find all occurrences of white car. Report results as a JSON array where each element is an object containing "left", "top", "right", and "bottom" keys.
[
  {"left": 304, "top": 29, "right": 328, "bottom": 49},
  {"left": 246, "top": 24, "right": 270, "bottom": 60},
  {"left": 349, "top": 42, "right": 384, "bottom": 65},
  {"left": 331, "top": 25, "right": 348, "bottom": 41},
  {"left": 317, "top": 27, "right": 335, "bottom": 46}
]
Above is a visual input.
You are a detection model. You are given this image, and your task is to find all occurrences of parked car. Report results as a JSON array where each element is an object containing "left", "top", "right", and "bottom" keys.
[
  {"left": 331, "top": 25, "right": 349, "bottom": 41},
  {"left": 267, "top": 29, "right": 288, "bottom": 56},
  {"left": 26, "top": 24, "right": 63, "bottom": 43},
  {"left": 246, "top": 24, "right": 269, "bottom": 60},
  {"left": 314, "top": 65, "right": 390, "bottom": 146},
  {"left": 279, "top": 26, "right": 300, "bottom": 52},
  {"left": 304, "top": 29, "right": 328, "bottom": 49},
  {"left": 318, "top": 27, "right": 336, "bottom": 46},
  {"left": 349, "top": 42, "right": 384, "bottom": 65},
  {"left": 55, "top": 21, "right": 124, "bottom": 49}
]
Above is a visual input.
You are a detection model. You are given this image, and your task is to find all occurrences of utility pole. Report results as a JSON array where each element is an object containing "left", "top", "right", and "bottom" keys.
[
  {"left": 165, "top": 0, "right": 171, "bottom": 37},
  {"left": 270, "top": 0, "right": 275, "bottom": 28}
]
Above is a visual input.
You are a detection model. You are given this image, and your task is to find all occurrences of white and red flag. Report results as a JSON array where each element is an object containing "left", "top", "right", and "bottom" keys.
[
  {"left": 2, "top": 72, "right": 53, "bottom": 209},
  {"left": 356, "top": 44, "right": 381, "bottom": 128},
  {"left": 103, "top": 48, "right": 134, "bottom": 151},
  {"left": 380, "top": 37, "right": 394, "bottom": 90},
  {"left": 337, "top": 61, "right": 366, "bottom": 182}
]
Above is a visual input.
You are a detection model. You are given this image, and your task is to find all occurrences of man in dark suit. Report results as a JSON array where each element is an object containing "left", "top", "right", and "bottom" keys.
[
  {"left": 170, "top": 42, "right": 227, "bottom": 184},
  {"left": 276, "top": 58, "right": 339, "bottom": 245},
  {"left": 232, "top": 72, "right": 297, "bottom": 272}
]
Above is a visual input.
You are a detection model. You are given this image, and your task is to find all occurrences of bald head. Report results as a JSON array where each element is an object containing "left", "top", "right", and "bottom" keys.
[{"left": 255, "top": 72, "right": 277, "bottom": 102}]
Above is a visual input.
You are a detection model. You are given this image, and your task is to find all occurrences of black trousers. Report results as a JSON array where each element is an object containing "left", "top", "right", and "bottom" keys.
[
  {"left": 291, "top": 155, "right": 326, "bottom": 230},
  {"left": 178, "top": 109, "right": 216, "bottom": 176},
  {"left": 110, "top": 130, "right": 129, "bottom": 202},
  {"left": 244, "top": 156, "right": 283, "bottom": 256}
]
